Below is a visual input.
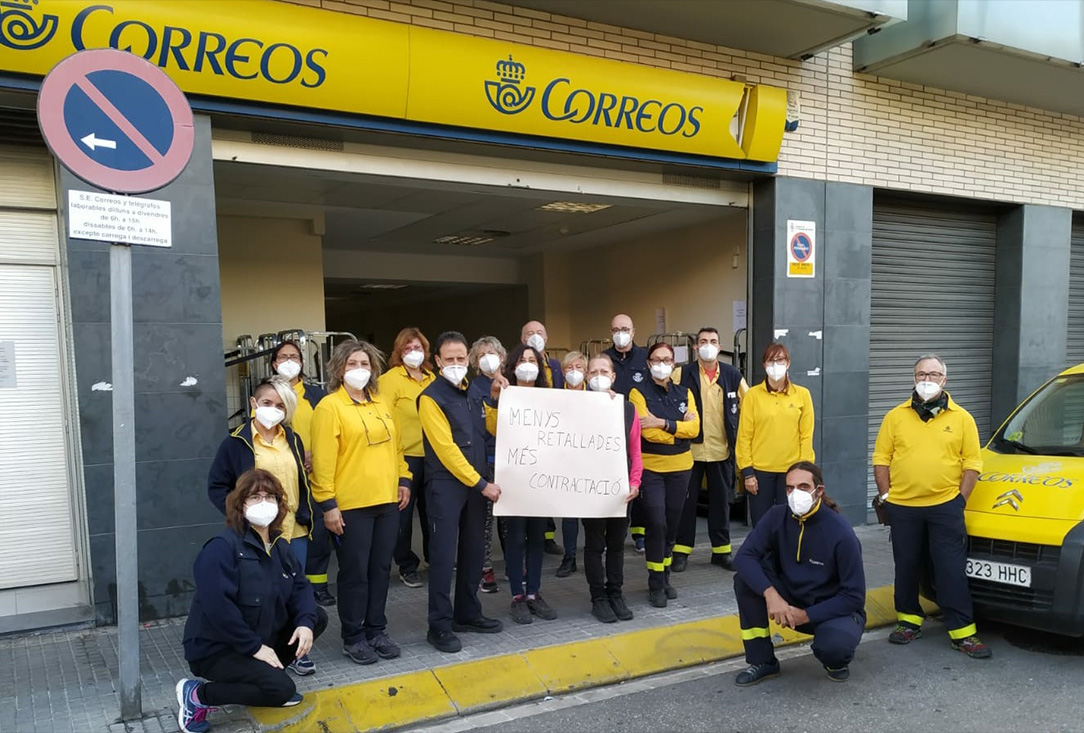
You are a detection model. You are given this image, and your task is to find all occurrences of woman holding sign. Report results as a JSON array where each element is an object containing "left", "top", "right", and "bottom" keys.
[
  {"left": 487, "top": 344, "right": 559, "bottom": 625},
  {"left": 629, "top": 342, "right": 700, "bottom": 608}
]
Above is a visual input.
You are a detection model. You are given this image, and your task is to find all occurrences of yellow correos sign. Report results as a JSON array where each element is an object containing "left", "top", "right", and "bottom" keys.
[{"left": 1, "top": 0, "right": 786, "bottom": 163}]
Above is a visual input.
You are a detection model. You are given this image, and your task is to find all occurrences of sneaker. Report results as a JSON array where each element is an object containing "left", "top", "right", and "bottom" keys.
[
  {"left": 342, "top": 639, "right": 378, "bottom": 665},
  {"left": 591, "top": 598, "right": 618, "bottom": 623},
  {"left": 711, "top": 553, "right": 736, "bottom": 571},
  {"left": 313, "top": 587, "right": 337, "bottom": 607},
  {"left": 633, "top": 536, "right": 645, "bottom": 553},
  {"left": 608, "top": 593, "right": 634, "bottom": 621},
  {"left": 951, "top": 635, "right": 992, "bottom": 659},
  {"left": 528, "top": 593, "right": 558, "bottom": 620},
  {"left": 671, "top": 554, "right": 688, "bottom": 573},
  {"left": 287, "top": 655, "right": 315, "bottom": 676},
  {"left": 175, "top": 679, "right": 211, "bottom": 733},
  {"left": 399, "top": 570, "right": 423, "bottom": 588},
  {"left": 367, "top": 631, "right": 401, "bottom": 659},
  {"left": 452, "top": 616, "right": 504, "bottom": 634},
  {"left": 556, "top": 557, "right": 577, "bottom": 577},
  {"left": 735, "top": 660, "right": 781, "bottom": 687},
  {"left": 888, "top": 625, "right": 922, "bottom": 645},
  {"left": 648, "top": 588, "right": 667, "bottom": 608},
  {"left": 427, "top": 628, "right": 462, "bottom": 653},
  {"left": 510, "top": 596, "right": 533, "bottom": 625},
  {"left": 282, "top": 693, "right": 304, "bottom": 707},
  {"left": 664, "top": 584, "right": 678, "bottom": 600},
  {"left": 544, "top": 539, "right": 564, "bottom": 555},
  {"left": 480, "top": 569, "right": 499, "bottom": 593},
  {"left": 825, "top": 665, "right": 850, "bottom": 682}
]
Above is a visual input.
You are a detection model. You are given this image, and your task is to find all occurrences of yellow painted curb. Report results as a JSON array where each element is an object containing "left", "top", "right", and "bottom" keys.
[{"left": 251, "top": 585, "right": 931, "bottom": 732}]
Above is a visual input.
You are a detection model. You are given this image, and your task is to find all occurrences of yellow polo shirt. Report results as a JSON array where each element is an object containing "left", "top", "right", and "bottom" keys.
[
  {"left": 675, "top": 364, "right": 750, "bottom": 463},
  {"left": 378, "top": 366, "right": 435, "bottom": 458},
  {"left": 291, "top": 381, "right": 317, "bottom": 448},
  {"left": 872, "top": 395, "right": 982, "bottom": 507},
  {"left": 311, "top": 387, "right": 411, "bottom": 511},
  {"left": 251, "top": 422, "right": 306, "bottom": 540},
  {"left": 735, "top": 381, "right": 815, "bottom": 474}
]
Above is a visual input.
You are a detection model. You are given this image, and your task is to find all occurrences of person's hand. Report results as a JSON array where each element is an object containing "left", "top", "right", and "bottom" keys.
[
  {"left": 304, "top": 450, "right": 313, "bottom": 474},
  {"left": 788, "top": 608, "right": 810, "bottom": 628},
  {"left": 626, "top": 484, "right": 640, "bottom": 503},
  {"left": 397, "top": 485, "right": 411, "bottom": 510},
  {"left": 490, "top": 374, "right": 509, "bottom": 401},
  {"left": 253, "top": 644, "right": 283, "bottom": 669},
  {"left": 482, "top": 482, "right": 502, "bottom": 502},
  {"left": 324, "top": 507, "right": 345, "bottom": 535},
  {"left": 683, "top": 411, "right": 696, "bottom": 421},
  {"left": 764, "top": 587, "right": 790, "bottom": 626},
  {"left": 289, "top": 626, "right": 314, "bottom": 659},
  {"left": 640, "top": 412, "right": 665, "bottom": 430},
  {"left": 744, "top": 476, "right": 758, "bottom": 495},
  {"left": 607, "top": 389, "right": 618, "bottom": 400}
]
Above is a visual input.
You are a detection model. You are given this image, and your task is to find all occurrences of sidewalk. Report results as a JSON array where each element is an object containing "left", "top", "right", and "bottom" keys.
[{"left": 1, "top": 521, "right": 897, "bottom": 733}]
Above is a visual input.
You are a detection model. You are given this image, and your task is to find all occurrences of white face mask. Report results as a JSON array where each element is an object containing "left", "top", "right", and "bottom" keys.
[
  {"left": 915, "top": 380, "right": 943, "bottom": 402},
  {"left": 698, "top": 343, "right": 719, "bottom": 362},
  {"left": 765, "top": 363, "right": 788, "bottom": 382},
  {"left": 588, "top": 374, "right": 613, "bottom": 392},
  {"left": 564, "top": 369, "right": 585, "bottom": 388},
  {"left": 245, "top": 500, "right": 279, "bottom": 528},
  {"left": 479, "top": 353, "right": 501, "bottom": 376},
  {"left": 441, "top": 364, "right": 468, "bottom": 385},
  {"left": 253, "top": 405, "right": 285, "bottom": 430},
  {"left": 650, "top": 362, "right": 673, "bottom": 381},
  {"left": 274, "top": 360, "right": 301, "bottom": 380},
  {"left": 403, "top": 350, "right": 425, "bottom": 369},
  {"left": 788, "top": 489, "right": 816, "bottom": 517},
  {"left": 526, "top": 333, "right": 546, "bottom": 352},
  {"left": 343, "top": 368, "right": 371, "bottom": 391},
  {"left": 612, "top": 331, "right": 632, "bottom": 349},
  {"left": 515, "top": 362, "right": 540, "bottom": 383}
]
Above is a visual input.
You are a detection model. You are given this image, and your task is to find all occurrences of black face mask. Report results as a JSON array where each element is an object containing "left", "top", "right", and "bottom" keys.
[{"left": 911, "top": 391, "right": 948, "bottom": 422}]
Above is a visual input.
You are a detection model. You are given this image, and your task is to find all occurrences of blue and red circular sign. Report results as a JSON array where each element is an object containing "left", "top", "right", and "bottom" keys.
[
  {"left": 37, "top": 49, "right": 194, "bottom": 194},
  {"left": 789, "top": 232, "right": 813, "bottom": 262}
]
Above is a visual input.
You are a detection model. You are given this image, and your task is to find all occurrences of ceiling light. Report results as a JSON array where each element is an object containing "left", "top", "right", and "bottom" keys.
[
  {"left": 434, "top": 235, "right": 494, "bottom": 246},
  {"left": 537, "top": 201, "right": 612, "bottom": 213},
  {"left": 359, "top": 283, "right": 408, "bottom": 290}
]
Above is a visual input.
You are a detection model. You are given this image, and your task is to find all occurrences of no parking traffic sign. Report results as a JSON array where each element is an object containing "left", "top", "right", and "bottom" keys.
[
  {"left": 786, "top": 219, "right": 816, "bottom": 278},
  {"left": 36, "top": 49, "right": 194, "bottom": 195}
]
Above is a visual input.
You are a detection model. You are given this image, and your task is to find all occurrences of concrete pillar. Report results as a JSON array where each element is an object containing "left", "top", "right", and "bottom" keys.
[
  {"left": 992, "top": 205, "right": 1072, "bottom": 427},
  {"left": 751, "top": 178, "right": 873, "bottom": 524}
]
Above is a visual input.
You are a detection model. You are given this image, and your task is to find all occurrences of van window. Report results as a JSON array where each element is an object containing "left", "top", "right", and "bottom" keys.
[{"left": 995, "top": 375, "right": 1084, "bottom": 455}]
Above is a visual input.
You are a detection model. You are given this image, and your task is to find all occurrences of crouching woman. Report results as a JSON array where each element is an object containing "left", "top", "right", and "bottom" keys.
[{"left": 176, "top": 469, "right": 328, "bottom": 732}]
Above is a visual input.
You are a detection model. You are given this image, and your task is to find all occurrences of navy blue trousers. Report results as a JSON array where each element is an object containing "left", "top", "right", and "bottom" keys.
[{"left": 426, "top": 478, "right": 487, "bottom": 632}]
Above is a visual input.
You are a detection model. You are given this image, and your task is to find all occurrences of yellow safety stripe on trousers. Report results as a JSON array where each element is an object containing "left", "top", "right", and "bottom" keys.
[
  {"left": 306, "top": 574, "right": 328, "bottom": 584},
  {"left": 741, "top": 627, "right": 771, "bottom": 640},
  {"left": 897, "top": 612, "right": 925, "bottom": 628},
  {"left": 672, "top": 544, "right": 693, "bottom": 555},
  {"left": 711, "top": 545, "right": 733, "bottom": 554},
  {"left": 663, "top": 555, "right": 673, "bottom": 567},
  {"left": 545, "top": 531, "right": 556, "bottom": 540},
  {"left": 630, "top": 526, "right": 645, "bottom": 536},
  {"left": 948, "top": 623, "right": 977, "bottom": 640},
  {"left": 646, "top": 560, "right": 666, "bottom": 572}
]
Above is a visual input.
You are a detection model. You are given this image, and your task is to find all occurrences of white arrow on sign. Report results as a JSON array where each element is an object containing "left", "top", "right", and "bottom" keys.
[{"left": 80, "top": 133, "right": 117, "bottom": 151}]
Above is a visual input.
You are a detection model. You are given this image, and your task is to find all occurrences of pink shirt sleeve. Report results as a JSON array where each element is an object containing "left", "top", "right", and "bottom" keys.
[{"left": 628, "top": 415, "right": 644, "bottom": 488}]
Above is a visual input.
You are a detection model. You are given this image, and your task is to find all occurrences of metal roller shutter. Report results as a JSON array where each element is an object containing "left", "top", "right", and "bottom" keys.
[
  {"left": 867, "top": 201, "right": 998, "bottom": 510},
  {"left": 1067, "top": 220, "right": 1084, "bottom": 367}
]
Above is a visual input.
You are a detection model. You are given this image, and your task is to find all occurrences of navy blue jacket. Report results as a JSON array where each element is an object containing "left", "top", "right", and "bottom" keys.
[
  {"left": 678, "top": 361, "right": 743, "bottom": 448},
  {"left": 297, "top": 381, "right": 327, "bottom": 410},
  {"left": 183, "top": 527, "right": 317, "bottom": 662},
  {"left": 207, "top": 421, "right": 312, "bottom": 531},
  {"left": 420, "top": 375, "right": 489, "bottom": 491},
  {"left": 734, "top": 502, "right": 865, "bottom": 624},
  {"left": 467, "top": 373, "right": 497, "bottom": 462},
  {"left": 603, "top": 343, "right": 649, "bottom": 396}
]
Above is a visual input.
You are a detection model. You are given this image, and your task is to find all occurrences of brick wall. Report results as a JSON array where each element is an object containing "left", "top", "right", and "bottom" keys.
[{"left": 281, "top": 0, "right": 1084, "bottom": 210}]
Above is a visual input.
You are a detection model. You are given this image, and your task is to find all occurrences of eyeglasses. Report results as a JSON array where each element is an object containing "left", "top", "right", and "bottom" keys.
[
  {"left": 611, "top": 327, "right": 632, "bottom": 334},
  {"left": 915, "top": 371, "right": 944, "bottom": 380},
  {"left": 275, "top": 355, "right": 302, "bottom": 363},
  {"left": 649, "top": 358, "right": 675, "bottom": 366},
  {"left": 245, "top": 492, "right": 276, "bottom": 504}
]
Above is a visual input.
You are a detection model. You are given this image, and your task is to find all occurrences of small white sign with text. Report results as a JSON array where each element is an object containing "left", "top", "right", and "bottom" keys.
[{"left": 68, "top": 190, "right": 172, "bottom": 247}]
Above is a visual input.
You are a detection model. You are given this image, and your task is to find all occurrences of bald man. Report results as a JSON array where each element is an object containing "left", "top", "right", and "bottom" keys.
[
  {"left": 521, "top": 320, "right": 565, "bottom": 390},
  {"left": 602, "top": 314, "right": 649, "bottom": 397}
]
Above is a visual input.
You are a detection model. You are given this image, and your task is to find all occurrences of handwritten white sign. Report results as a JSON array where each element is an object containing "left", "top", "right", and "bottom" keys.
[{"left": 493, "top": 386, "right": 629, "bottom": 518}]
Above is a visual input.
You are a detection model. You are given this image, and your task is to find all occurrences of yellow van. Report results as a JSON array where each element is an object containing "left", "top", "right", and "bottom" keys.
[{"left": 964, "top": 364, "right": 1084, "bottom": 636}]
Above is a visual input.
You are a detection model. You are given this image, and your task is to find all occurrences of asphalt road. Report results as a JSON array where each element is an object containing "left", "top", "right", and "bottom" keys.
[{"left": 437, "top": 621, "right": 1084, "bottom": 733}]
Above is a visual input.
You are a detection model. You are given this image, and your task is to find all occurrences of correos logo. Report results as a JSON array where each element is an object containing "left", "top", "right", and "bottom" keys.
[
  {"left": 979, "top": 471, "right": 1074, "bottom": 489},
  {"left": 2, "top": 2, "right": 328, "bottom": 88},
  {"left": 484, "top": 54, "right": 704, "bottom": 139}
]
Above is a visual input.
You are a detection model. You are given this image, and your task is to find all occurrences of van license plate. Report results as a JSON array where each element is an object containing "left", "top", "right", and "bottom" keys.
[{"left": 966, "top": 558, "right": 1031, "bottom": 588}]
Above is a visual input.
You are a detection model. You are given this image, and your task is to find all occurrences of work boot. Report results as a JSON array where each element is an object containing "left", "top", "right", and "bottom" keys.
[
  {"left": 648, "top": 588, "right": 667, "bottom": 608},
  {"left": 734, "top": 660, "right": 781, "bottom": 687},
  {"left": 544, "top": 539, "right": 564, "bottom": 555},
  {"left": 888, "top": 625, "right": 922, "bottom": 645},
  {"left": 591, "top": 598, "right": 618, "bottom": 624},
  {"left": 556, "top": 557, "right": 577, "bottom": 577},
  {"left": 951, "top": 635, "right": 992, "bottom": 659},
  {"left": 608, "top": 593, "right": 634, "bottom": 621},
  {"left": 711, "top": 553, "right": 735, "bottom": 571},
  {"left": 312, "top": 586, "right": 337, "bottom": 607},
  {"left": 671, "top": 554, "right": 689, "bottom": 573}
]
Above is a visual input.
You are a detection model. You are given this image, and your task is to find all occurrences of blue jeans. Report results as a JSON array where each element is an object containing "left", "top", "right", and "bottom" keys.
[
  {"left": 289, "top": 536, "right": 308, "bottom": 569},
  {"left": 504, "top": 516, "right": 546, "bottom": 597}
]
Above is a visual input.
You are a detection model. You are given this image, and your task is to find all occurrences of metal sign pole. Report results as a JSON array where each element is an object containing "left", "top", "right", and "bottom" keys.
[{"left": 110, "top": 241, "right": 140, "bottom": 719}]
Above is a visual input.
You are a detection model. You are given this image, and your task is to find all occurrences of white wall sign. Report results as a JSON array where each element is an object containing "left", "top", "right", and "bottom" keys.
[
  {"left": 68, "top": 190, "right": 172, "bottom": 248},
  {"left": 733, "top": 300, "right": 747, "bottom": 333},
  {"left": 494, "top": 386, "right": 629, "bottom": 518},
  {"left": 0, "top": 341, "right": 15, "bottom": 388},
  {"left": 786, "top": 219, "right": 816, "bottom": 278}
]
